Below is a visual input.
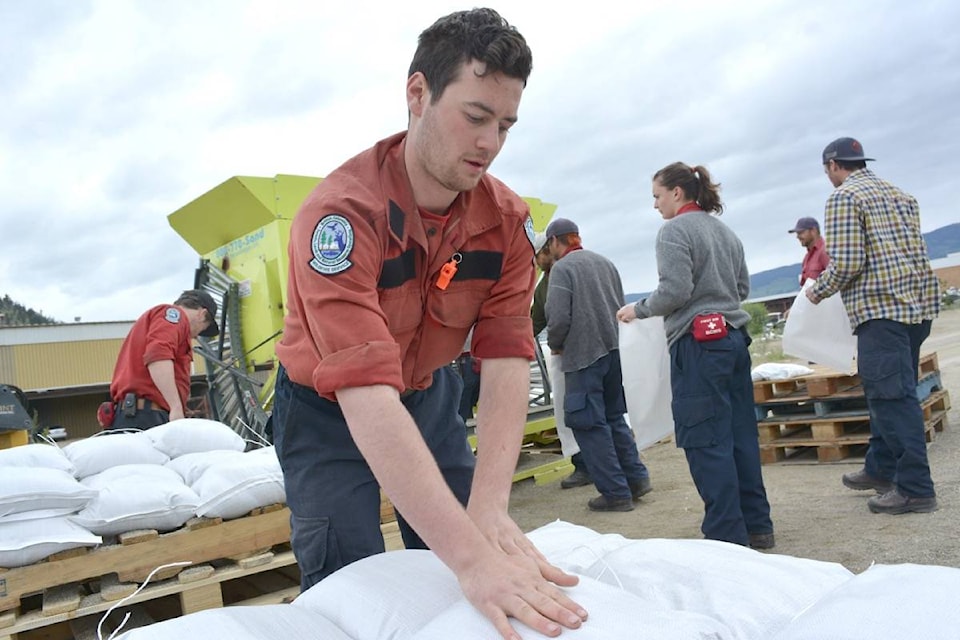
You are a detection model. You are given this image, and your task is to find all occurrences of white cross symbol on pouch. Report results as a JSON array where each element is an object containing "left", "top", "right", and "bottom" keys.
[{"left": 707, "top": 321, "right": 717, "bottom": 329}]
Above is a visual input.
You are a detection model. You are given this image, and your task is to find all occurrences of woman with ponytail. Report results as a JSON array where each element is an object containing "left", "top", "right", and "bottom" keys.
[{"left": 616, "top": 162, "right": 775, "bottom": 549}]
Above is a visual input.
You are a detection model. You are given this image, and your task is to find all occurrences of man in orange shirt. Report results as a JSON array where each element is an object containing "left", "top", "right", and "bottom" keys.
[
  {"left": 106, "top": 290, "right": 218, "bottom": 430},
  {"left": 788, "top": 217, "right": 830, "bottom": 286},
  {"left": 271, "top": 9, "right": 586, "bottom": 640}
]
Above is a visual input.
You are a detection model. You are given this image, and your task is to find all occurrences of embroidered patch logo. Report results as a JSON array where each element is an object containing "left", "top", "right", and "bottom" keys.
[
  {"left": 165, "top": 308, "right": 181, "bottom": 324},
  {"left": 310, "top": 214, "right": 354, "bottom": 275},
  {"left": 524, "top": 215, "right": 535, "bottom": 248}
]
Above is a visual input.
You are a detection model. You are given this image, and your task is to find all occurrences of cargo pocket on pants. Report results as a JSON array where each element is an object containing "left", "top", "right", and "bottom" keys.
[
  {"left": 564, "top": 392, "right": 600, "bottom": 430},
  {"left": 290, "top": 515, "right": 340, "bottom": 588},
  {"left": 859, "top": 351, "right": 905, "bottom": 400},
  {"left": 672, "top": 396, "right": 717, "bottom": 448}
]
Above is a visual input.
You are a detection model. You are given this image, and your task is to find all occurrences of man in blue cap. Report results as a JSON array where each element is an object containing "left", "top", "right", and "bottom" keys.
[
  {"left": 788, "top": 216, "right": 829, "bottom": 286},
  {"left": 806, "top": 137, "right": 941, "bottom": 515}
]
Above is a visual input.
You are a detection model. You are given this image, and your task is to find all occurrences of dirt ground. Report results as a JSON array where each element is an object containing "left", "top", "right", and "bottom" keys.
[{"left": 508, "top": 306, "right": 960, "bottom": 573}]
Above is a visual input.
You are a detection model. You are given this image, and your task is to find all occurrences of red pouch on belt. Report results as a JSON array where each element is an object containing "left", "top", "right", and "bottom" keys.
[
  {"left": 692, "top": 313, "right": 728, "bottom": 342},
  {"left": 96, "top": 401, "right": 115, "bottom": 427}
]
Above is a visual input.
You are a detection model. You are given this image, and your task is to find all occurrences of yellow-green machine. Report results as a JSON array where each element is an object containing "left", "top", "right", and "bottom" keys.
[{"left": 169, "top": 175, "right": 569, "bottom": 482}]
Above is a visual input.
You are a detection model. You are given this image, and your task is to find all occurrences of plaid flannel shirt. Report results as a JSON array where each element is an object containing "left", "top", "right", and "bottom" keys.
[{"left": 811, "top": 168, "right": 940, "bottom": 330}]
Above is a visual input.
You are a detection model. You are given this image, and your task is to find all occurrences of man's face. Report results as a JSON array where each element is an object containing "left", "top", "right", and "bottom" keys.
[
  {"left": 188, "top": 308, "right": 212, "bottom": 339},
  {"left": 795, "top": 227, "right": 819, "bottom": 248},
  {"left": 535, "top": 245, "right": 554, "bottom": 271},
  {"left": 407, "top": 60, "right": 524, "bottom": 209}
]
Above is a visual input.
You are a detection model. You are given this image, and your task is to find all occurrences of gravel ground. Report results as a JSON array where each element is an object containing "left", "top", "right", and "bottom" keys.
[{"left": 509, "top": 306, "right": 960, "bottom": 573}]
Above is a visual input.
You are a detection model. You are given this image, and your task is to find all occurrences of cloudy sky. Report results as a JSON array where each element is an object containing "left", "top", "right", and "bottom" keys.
[{"left": 2, "top": 0, "right": 958, "bottom": 323}]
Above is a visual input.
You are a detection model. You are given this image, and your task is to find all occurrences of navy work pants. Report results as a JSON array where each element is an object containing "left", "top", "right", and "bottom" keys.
[
  {"left": 563, "top": 350, "right": 649, "bottom": 500},
  {"left": 272, "top": 365, "right": 475, "bottom": 591},
  {"left": 669, "top": 328, "right": 772, "bottom": 545},
  {"left": 858, "top": 319, "right": 935, "bottom": 498}
]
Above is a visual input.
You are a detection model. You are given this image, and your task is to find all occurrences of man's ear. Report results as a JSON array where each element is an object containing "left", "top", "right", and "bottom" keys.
[{"left": 407, "top": 72, "right": 429, "bottom": 117}]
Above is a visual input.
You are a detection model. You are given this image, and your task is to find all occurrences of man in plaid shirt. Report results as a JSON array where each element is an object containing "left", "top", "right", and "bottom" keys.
[{"left": 806, "top": 137, "right": 940, "bottom": 515}]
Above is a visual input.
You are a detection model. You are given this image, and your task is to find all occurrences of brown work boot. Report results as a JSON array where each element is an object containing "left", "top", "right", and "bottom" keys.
[
  {"left": 629, "top": 477, "right": 653, "bottom": 500},
  {"left": 560, "top": 467, "right": 593, "bottom": 489},
  {"left": 749, "top": 532, "right": 776, "bottom": 550},
  {"left": 867, "top": 488, "right": 938, "bottom": 515},
  {"left": 587, "top": 495, "right": 634, "bottom": 512},
  {"left": 842, "top": 468, "right": 894, "bottom": 493}
]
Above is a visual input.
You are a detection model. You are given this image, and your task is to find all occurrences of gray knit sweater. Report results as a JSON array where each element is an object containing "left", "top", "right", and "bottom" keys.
[
  {"left": 634, "top": 211, "right": 751, "bottom": 346},
  {"left": 546, "top": 248, "right": 624, "bottom": 372}
]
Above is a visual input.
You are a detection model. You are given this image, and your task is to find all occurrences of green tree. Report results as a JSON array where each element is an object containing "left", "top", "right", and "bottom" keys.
[{"left": 742, "top": 302, "right": 770, "bottom": 338}]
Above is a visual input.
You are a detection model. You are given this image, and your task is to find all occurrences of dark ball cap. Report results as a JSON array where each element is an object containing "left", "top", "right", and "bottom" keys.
[
  {"left": 822, "top": 137, "right": 875, "bottom": 164},
  {"left": 788, "top": 217, "right": 819, "bottom": 233},
  {"left": 545, "top": 217, "right": 579, "bottom": 239},
  {"left": 178, "top": 289, "right": 220, "bottom": 337}
]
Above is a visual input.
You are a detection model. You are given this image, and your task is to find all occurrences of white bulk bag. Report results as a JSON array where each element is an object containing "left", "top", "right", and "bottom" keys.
[
  {"left": 63, "top": 432, "right": 169, "bottom": 479},
  {"left": 166, "top": 449, "right": 246, "bottom": 485},
  {"left": 0, "top": 467, "right": 97, "bottom": 520},
  {"left": 782, "top": 280, "right": 857, "bottom": 374},
  {"left": 193, "top": 447, "right": 285, "bottom": 519},
  {"left": 619, "top": 316, "right": 674, "bottom": 450},
  {"left": 543, "top": 350, "right": 579, "bottom": 458},
  {"left": 0, "top": 443, "right": 75, "bottom": 474},
  {"left": 0, "top": 516, "right": 101, "bottom": 567}
]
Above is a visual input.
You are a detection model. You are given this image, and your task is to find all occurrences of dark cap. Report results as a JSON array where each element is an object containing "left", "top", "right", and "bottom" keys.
[
  {"left": 544, "top": 217, "right": 579, "bottom": 239},
  {"left": 822, "top": 137, "right": 875, "bottom": 164},
  {"left": 788, "top": 217, "right": 820, "bottom": 233},
  {"left": 177, "top": 289, "right": 220, "bottom": 337}
]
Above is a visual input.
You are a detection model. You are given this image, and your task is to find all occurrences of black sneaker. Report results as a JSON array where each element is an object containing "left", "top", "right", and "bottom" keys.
[
  {"left": 587, "top": 495, "right": 634, "bottom": 512},
  {"left": 749, "top": 532, "right": 776, "bottom": 550},
  {"left": 842, "top": 468, "right": 894, "bottom": 494},
  {"left": 560, "top": 468, "right": 593, "bottom": 489},
  {"left": 629, "top": 477, "right": 653, "bottom": 501},
  {"left": 867, "top": 488, "right": 938, "bottom": 515}
]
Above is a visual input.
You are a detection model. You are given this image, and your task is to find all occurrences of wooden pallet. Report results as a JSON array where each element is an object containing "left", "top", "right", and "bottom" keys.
[
  {"left": 0, "top": 504, "right": 405, "bottom": 640},
  {"left": 759, "top": 390, "right": 949, "bottom": 464},
  {"left": 753, "top": 352, "right": 939, "bottom": 403}
]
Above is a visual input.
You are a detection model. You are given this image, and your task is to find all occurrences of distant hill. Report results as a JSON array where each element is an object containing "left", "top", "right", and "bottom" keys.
[
  {"left": 0, "top": 294, "right": 60, "bottom": 326},
  {"left": 627, "top": 222, "right": 960, "bottom": 302}
]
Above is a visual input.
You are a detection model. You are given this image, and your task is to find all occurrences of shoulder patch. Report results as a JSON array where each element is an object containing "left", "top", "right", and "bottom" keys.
[
  {"left": 524, "top": 215, "right": 535, "bottom": 248},
  {"left": 165, "top": 307, "right": 181, "bottom": 324},
  {"left": 310, "top": 214, "right": 354, "bottom": 275}
]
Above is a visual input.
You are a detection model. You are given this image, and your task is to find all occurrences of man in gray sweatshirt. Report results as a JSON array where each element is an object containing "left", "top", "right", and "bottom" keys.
[{"left": 545, "top": 218, "right": 651, "bottom": 511}]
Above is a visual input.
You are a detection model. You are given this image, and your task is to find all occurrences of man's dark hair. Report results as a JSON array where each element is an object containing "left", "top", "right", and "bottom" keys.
[
  {"left": 833, "top": 159, "right": 867, "bottom": 171},
  {"left": 408, "top": 8, "right": 532, "bottom": 104}
]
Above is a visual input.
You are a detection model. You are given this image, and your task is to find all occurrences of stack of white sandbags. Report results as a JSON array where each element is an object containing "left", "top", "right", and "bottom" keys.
[
  {"left": 1, "top": 419, "right": 286, "bottom": 568},
  {"left": 0, "top": 444, "right": 101, "bottom": 567},
  {"left": 118, "top": 520, "right": 960, "bottom": 640}
]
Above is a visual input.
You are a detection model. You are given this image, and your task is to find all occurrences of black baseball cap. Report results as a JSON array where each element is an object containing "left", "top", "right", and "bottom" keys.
[
  {"left": 788, "top": 217, "right": 819, "bottom": 233},
  {"left": 822, "top": 137, "right": 875, "bottom": 164},
  {"left": 545, "top": 217, "right": 579, "bottom": 239},
  {"left": 177, "top": 290, "right": 220, "bottom": 337}
]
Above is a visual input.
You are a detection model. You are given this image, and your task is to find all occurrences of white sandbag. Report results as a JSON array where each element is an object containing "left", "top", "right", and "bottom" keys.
[
  {"left": 63, "top": 432, "right": 169, "bottom": 479},
  {"left": 0, "top": 516, "right": 101, "bottom": 568},
  {"left": 193, "top": 447, "right": 284, "bottom": 519},
  {"left": 773, "top": 563, "right": 960, "bottom": 640},
  {"left": 543, "top": 350, "right": 579, "bottom": 457},
  {"left": 294, "top": 550, "right": 465, "bottom": 639},
  {"left": 619, "top": 316, "right": 674, "bottom": 450},
  {"left": 751, "top": 362, "right": 815, "bottom": 382},
  {"left": 71, "top": 464, "right": 200, "bottom": 535},
  {"left": 528, "top": 520, "right": 853, "bottom": 639},
  {"left": 413, "top": 576, "right": 732, "bottom": 640},
  {"left": 145, "top": 418, "right": 246, "bottom": 458},
  {"left": 166, "top": 449, "right": 246, "bottom": 485},
  {"left": 114, "top": 604, "right": 353, "bottom": 640},
  {"left": 782, "top": 280, "right": 857, "bottom": 374},
  {"left": 0, "top": 443, "right": 75, "bottom": 474},
  {"left": 0, "top": 467, "right": 97, "bottom": 519}
]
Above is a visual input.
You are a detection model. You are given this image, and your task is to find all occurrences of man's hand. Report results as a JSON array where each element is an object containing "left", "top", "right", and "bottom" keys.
[
  {"left": 616, "top": 303, "right": 637, "bottom": 323},
  {"left": 458, "top": 546, "right": 587, "bottom": 640},
  {"left": 805, "top": 288, "right": 821, "bottom": 305},
  {"left": 468, "top": 504, "right": 579, "bottom": 589}
]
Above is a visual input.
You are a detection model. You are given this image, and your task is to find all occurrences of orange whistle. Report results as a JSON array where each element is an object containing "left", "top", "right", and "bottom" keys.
[{"left": 436, "top": 258, "right": 459, "bottom": 290}]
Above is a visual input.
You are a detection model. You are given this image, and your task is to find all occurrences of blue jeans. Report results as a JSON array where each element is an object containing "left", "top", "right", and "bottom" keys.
[
  {"left": 857, "top": 319, "right": 935, "bottom": 498},
  {"left": 563, "top": 350, "right": 649, "bottom": 500},
  {"left": 272, "top": 365, "right": 475, "bottom": 590},
  {"left": 669, "top": 328, "right": 772, "bottom": 545}
]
